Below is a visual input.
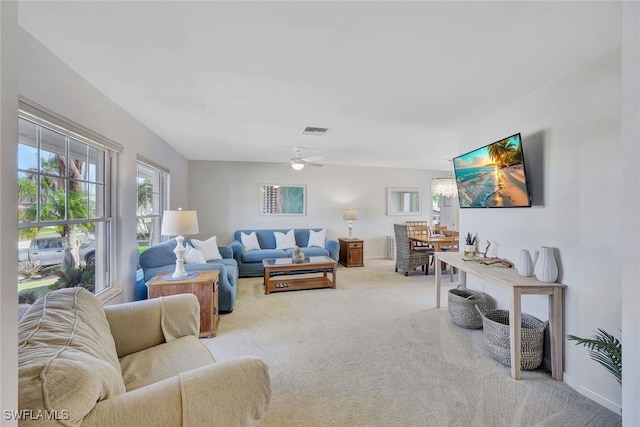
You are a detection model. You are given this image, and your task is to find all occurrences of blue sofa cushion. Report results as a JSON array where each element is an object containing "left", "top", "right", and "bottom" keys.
[
  {"left": 241, "top": 249, "right": 288, "bottom": 263},
  {"left": 139, "top": 240, "right": 179, "bottom": 269},
  {"left": 285, "top": 247, "right": 330, "bottom": 258}
]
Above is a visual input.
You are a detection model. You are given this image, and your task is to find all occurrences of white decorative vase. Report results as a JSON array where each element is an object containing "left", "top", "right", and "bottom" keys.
[
  {"left": 533, "top": 247, "right": 558, "bottom": 282},
  {"left": 516, "top": 249, "right": 534, "bottom": 277},
  {"left": 463, "top": 245, "right": 476, "bottom": 256}
]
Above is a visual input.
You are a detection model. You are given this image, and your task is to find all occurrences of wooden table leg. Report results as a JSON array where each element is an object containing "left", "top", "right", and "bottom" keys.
[
  {"left": 332, "top": 267, "right": 336, "bottom": 288},
  {"left": 264, "top": 268, "right": 270, "bottom": 295},
  {"left": 509, "top": 287, "right": 522, "bottom": 380},
  {"left": 549, "top": 288, "right": 564, "bottom": 380}
]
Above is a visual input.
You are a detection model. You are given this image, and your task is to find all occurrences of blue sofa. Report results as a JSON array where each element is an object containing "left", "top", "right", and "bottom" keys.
[
  {"left": 139, "top": 238, "right": 238, "bottom": 312},
  {"left": 230, "top": 228, "right": 339, "bottom": 277}
]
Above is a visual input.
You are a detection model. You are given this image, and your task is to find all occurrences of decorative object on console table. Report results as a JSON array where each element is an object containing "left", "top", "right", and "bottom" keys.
[
  {"left": 533, "top": 246, "right": 558, "bottom": 282},
  {"left": 161, "top": 208, "right": 200, "bottom": 279},
  {"left": 515, "top": 249, "right": 534, "bottom": 277},
  {"left": 463, "top": 232, "right": 477, "bottom": 256},
  {"left": 147, "top": 270, "right": 219, "bottom": 338},
  {"left": 343, "top": 208, "right": 358, "bottom": 239},
  {"left": 339, "top": 238, "right": 364, "bottom": 267}
]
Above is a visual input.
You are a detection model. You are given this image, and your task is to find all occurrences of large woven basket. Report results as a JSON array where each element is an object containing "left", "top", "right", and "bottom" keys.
[
  {"left": 447, "top": 286, "right": 486, "bottom": 329},
  {"left": 475, "top": 306, "right": 547, "bottom": 370}
]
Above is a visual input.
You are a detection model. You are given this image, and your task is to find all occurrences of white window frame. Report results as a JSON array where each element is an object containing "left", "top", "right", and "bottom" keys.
[
  {"left": 17, "top": 99, "right": 121, "bottom": 299},
  {"left": 136, "top": 156, "right": 169, "bottom": 249}
]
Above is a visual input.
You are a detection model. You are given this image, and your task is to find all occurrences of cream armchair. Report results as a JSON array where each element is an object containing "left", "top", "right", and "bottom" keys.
[{"left": 18, "top": 288, "right": 271, "bottom": 427}]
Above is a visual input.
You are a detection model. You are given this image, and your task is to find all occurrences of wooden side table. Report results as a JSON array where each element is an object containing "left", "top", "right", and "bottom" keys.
[
  {"left": 338, "top": 238, "right": 364, "bottom": 267},
  {"left": 147, "top": 270, "right": 219, "bottom": 338}
]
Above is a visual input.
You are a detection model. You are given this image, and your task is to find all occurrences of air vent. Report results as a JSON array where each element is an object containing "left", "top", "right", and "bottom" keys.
[{"left": 302, "top": 126, "right": 330, "bottom": 136}]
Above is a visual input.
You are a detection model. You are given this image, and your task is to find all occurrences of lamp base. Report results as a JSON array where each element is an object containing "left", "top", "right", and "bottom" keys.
[
  {"left": 172, "top": 235, "right": 188, "bottom": 278},
  {"left": 163, "top": 271, "right": 199, "bottom": 281},
  {"left": 171, "top": 265, "right": 188, "bottom": 279},
  {"left": 347, "top": 222, "right": 353, "bottom": 239}
]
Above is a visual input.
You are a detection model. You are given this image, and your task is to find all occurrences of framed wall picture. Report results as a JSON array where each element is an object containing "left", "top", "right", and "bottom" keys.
[{"left": 259, "top": 184, "right": 306, "bottom": 215}]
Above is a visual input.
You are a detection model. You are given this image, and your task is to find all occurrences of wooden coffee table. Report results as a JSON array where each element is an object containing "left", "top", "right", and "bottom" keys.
[{"left": 262, "top": 256, "right": 337, "bottom": 294}]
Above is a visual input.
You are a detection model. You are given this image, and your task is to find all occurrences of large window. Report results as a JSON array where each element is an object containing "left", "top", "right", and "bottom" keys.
[
  {"left": 136, "top": 158, "right": 168, "bottom": 252},
  {"left": 17, "top": 102, "right": 120, "bottom": 300}
]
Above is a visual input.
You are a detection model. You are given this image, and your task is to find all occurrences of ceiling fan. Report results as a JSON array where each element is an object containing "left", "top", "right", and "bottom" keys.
[{"left": 289, "top": 146, "right": 324, "bottom": 170}]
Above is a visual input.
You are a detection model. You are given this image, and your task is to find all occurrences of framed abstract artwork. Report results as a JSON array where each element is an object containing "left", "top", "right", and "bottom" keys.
[{"left": 259, "top": 184, "right": 306, "bottom": 215}]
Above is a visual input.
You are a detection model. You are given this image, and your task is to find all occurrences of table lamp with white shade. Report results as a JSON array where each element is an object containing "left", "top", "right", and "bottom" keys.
[
  {"left": 343, "top": 208, "right": 358, "bottom": 239},
  {"left": 161, "top": 208, "right": 199, "bottom": 279}
]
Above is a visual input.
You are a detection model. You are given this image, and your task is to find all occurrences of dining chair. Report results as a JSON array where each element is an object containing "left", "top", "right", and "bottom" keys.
[
  {"left": 431, "top": 225, "right": 448, "bottom": 235},
  {"left": 406, "top": 221, "right": 430, "bottom": 251},
  {"left": 394, "top": 224, "right": 434, "bottom": 276}
]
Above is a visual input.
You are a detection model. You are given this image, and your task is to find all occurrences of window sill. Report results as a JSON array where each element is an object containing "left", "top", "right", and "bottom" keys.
[{"left": 96, "top": 286, "right": 124, "bottom": 305}]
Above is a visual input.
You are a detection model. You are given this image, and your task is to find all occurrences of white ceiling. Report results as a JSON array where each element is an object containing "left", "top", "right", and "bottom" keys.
[{"left": 18, "top": 1, "right": 621, "bottom": 171}]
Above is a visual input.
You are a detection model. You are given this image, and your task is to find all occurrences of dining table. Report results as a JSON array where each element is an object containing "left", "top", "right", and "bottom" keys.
[{"left": 408, "top": 234, "right": 458, "bottom": 252}]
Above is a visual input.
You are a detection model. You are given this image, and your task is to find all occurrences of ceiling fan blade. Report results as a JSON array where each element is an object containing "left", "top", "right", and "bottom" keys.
[
  {"left": 308, "top": 162, "right": 324, "bottom": 167},
  {"left": 302, "top": 156, "right": 324, "bottom": 163}
]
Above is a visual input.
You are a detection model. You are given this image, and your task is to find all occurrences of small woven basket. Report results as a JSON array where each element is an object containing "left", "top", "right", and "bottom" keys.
[
  {"left": 447, "top": 286, "right": 486, "bottom": 329},
  {"left": 475, "top": 306, "right": 547, "bottom": 370}
]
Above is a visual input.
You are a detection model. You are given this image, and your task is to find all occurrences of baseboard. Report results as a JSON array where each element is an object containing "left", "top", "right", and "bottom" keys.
[{"left": 563, "top": 372, "right": 622, "bottom": 415}]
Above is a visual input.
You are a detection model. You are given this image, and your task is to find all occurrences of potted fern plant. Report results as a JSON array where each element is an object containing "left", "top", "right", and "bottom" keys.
[{"left": 568, "top": 328, "right": 621, "bottom": 384}]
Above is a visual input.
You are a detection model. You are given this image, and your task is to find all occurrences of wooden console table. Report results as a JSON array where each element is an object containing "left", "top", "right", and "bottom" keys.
[{"left": 435, "top": 252, "right": 566, "bottom": 381}]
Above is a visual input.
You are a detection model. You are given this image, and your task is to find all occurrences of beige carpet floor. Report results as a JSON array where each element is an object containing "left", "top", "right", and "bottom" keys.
[{"left": 204, "top": 259, "right": 621, "bottom": 427}]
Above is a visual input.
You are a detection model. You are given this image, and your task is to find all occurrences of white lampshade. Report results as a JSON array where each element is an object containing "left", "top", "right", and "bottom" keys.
[
  {"left": 343, "top": 209, "right": 358, "bottom": 221},
  {"left": 161, "top": 209, "right": 199, "bottom": 236}
]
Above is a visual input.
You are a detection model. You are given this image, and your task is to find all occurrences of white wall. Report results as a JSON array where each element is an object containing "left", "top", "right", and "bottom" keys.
[
  {"left": 456, "top": 48, "right": 623, "bottom": 413},
  {"left": 621, "top": 2, "right": 640, "bottom": 425},
  {"left": 189, "top": 161, "right": 442, "bottom": 256},
  {"left": 1, "top": 2, "right": 19, "bottom": 424},
  {"left": 18, "top": 29, "right": 190, "bottom": 304}
]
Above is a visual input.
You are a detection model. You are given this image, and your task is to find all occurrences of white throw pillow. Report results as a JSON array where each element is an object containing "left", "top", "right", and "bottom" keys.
[
  {"left": 274, "top": 229, "right": 296, "bottom": 250},
  {"left": 307, "top": 229, "right": 327, "bottom": 248},
  {"left": 184, "top": 244, "right": 207, "bottom": 264},
  {"left": 241, "top": 231, "right": 261, "bottom": 251},
  {"left": 191, "top": 236, "right": 223, "bottom": 261}
]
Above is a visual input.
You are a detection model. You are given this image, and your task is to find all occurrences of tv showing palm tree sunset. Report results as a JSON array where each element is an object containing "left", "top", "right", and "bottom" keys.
[{"left": 453, "top": 133, "right": 532, "bottom": 208}]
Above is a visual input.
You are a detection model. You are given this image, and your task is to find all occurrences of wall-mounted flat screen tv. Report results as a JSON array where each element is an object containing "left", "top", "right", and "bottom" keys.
[{"left": 453, "top": 133, "right": 531, "bottom": 208}]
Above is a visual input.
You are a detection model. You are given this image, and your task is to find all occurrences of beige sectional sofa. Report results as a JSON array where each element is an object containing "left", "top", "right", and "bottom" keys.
[{"left": 18, "top": 287, "right": 271, "bottom": 426}]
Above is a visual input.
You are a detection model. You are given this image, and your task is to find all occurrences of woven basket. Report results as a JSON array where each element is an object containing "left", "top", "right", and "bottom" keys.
[
  {"left": 475, "top": 306, "right": 547, "bottom": 370},
  {"left": 447, "top": 286, "right": 486, "bottom": 329}
]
